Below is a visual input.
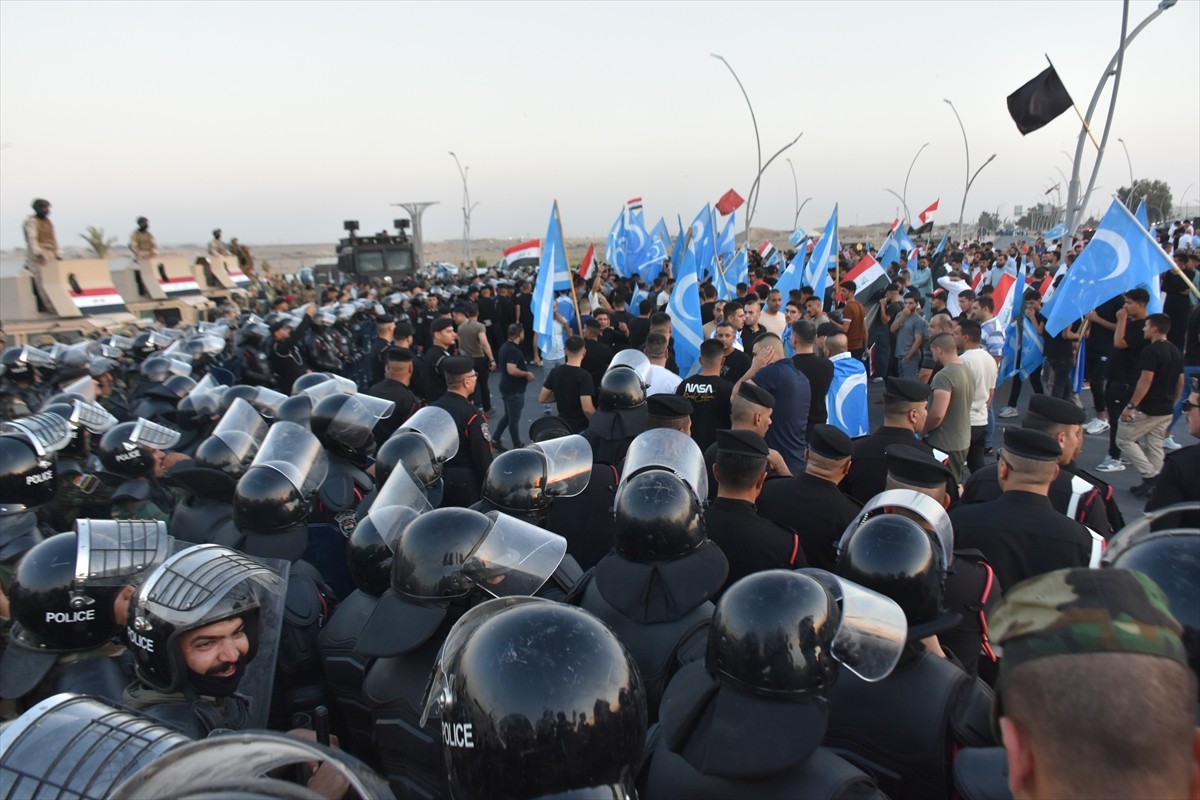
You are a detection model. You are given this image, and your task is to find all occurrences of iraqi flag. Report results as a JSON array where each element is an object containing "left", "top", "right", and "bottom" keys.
[
  {"left": 843, "top": 254, "right": 890, "bottom": 303},
  {"left": 908, "top": 199, "right": 939, "bottom": 236},
  {"left": 578, "top": 243, "right": 596, "bottom": 281},
  {"left": 70, "top": 287, "right": 129, "bottom": 316},
  {"left": 758, "top": 241, "right": 780, "bottom": 267},
  {"left": 159, "top": 276, "right": 202, "bottom": 296},
  {"left": 501, "top": 239, "right": 540, "bottom": 271},
  {"left": 991, "top": 263, "right": 1025, "bottom": 329}
]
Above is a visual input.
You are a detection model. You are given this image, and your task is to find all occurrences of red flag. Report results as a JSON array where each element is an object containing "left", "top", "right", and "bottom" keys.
[
  {"left": 579, "top": 243, "right": 596, "bottom": 280},
  {"left": 716, "top": 189, "right": 744, "bottom": 216}
]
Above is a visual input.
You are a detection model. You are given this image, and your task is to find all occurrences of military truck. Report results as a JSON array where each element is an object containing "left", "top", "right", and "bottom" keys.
[
  {"left": 0, "top": 257, "right": 145, "bottom": 346},
  {"left": 311, "top": 219, "right": 416, "bottom": 285}
]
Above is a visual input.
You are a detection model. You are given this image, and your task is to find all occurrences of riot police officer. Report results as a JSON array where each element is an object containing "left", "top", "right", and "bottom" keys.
[
  {"left": 96, "top": 419, "right": 183, "bottom": 522},
  {"left": 573, "top": 429, "right": 727, "bottom": 721},
  {"left": 33, "top": 396, "right": 118, "bottom": 531},
  {"left": 431, "top": 356, "right": 492, "bottom": 507},
  {"left": 583, "top": 355, "right": 650, "bottom": 465},
  {"left": 0, "top": 345, "right": 52, "bottom": 418},
  {"left": 642, "top": 569, "right": 900, "bottom": 799},
  {"left": 422, "top": 597, "right": 649, "bottom": 800}
]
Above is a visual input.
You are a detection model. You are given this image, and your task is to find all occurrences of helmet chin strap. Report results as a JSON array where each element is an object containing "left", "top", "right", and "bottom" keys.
[{"left": 186, "top": 660, "right": 247, "bottom": 698}]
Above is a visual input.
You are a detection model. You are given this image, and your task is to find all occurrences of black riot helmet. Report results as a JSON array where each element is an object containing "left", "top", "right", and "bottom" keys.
[
  {"left": 290, "top": 372, "right": 335, "bottom": 396},
  {"left": 273, "top": 393, "right": 314, "bottom": 427},
  {"left": 0, "top": 434, "right": 57, "bottom": 513},
  {"left": 709, "top": 570, "right": 906, "bottom": 697},
  {"left": 422, "top": 598, "right": 647, "bottom": 800},
  {"left": 138, "top": 356, "right": 175, "bottom": 384},
  {"left": 391, "top": 508, "right": 494, "bottom": 601},
  {"left": 1108, "top": 531, "right": 1200, "bottom": 678},
  {"left": 125, "top": 544, "right": 282, "bottom": 693},
  {"left": 480, "top": 436, "right": 591, "bottom": 518},
  {"left": 160, "top": 374, "right": 198, "bottom": 401},
  {"left": 836, "top": 513, "right": 948, "bottom": 635},
  {"left": 377, "top": 430, "right": 438, "bottom": 487},
  {"left": 346, "top": 514, "right": 396, "bottom": 597},
  {"left": 1, "top": 346, "right": 36, "bottom": 381},
  {"left": 217, "top": 384, "right": 259, "bottom": 414},
  {"left": 193, "top": 398, "right": 268, "bottom": 478},
  {"left": 309, "top": 393, "right": 394, "bottom": 462},
  {"left": 598, "top": 366, "right": 647, "bottom": 411},
  {"left": 613, "top": 469, "right": 705, "bottom": 561},
  {"left": 97, "top": 422, "right": 153, "bottom": 478},
  {"left": 130, "top": 331, "right": 158, "bottom": 361}
]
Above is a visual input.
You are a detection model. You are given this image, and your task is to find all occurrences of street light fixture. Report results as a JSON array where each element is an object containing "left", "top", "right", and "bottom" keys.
[
  {"left": 1117, "top": 137, "right": 1137, "bottom": 201},
  {"left": 901, "top": 142, "right": 930, "bottom": 225},
  {"left": 449, "top": 151, "right": 480, "bottom": 266},
  {"left": 944, "top": 99, "right": 994, "bottom": 244}
]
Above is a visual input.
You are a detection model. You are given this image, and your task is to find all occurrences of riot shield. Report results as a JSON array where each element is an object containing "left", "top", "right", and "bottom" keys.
[{"left": 324, "top": 394, "right": 395, "bottom": 451}]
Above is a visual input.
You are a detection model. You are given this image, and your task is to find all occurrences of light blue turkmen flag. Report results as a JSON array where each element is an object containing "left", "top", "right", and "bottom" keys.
[
  {"left": 1132, "top": 198, "right": 1164, "bottom": 313},
  {"left": 726, "top": 248, "right": 749, "bottom": 293},
  {"left": 804, "top": 205, "right": 839, "bottom": 299},
  {"left": 876, "top": 231, "right": 901, "bottom": 273},
  {"left": 689, "top": 204, "right": 716, "bottom": 284},
  {"left": 625, "top": 211, "right": 668, "bottom": 283},
  {"left": 1043, "top": 197, "right": 1170, "bottom": 335},
  {"left": 774, "top": 239, "right": 808, "bottom": 299},
  {"left": 1043, "top": 223, "right": 1068, "bottom": 241},
  {"left": 933, "top": 233, "right": 949, "bottom": 256},
  {"left": 1135, "top": 199, "right": 1149, "bottom": 228},
  {"left": 534, "top": 202, "right": 568, "bottom": 354},
  {"left": 667, "top": 224, "right": 704, "bottom": 376},
  {"left": 827, "top": 355, "right": 869, "bottom": 437},
  {"left": 717, "top": 211, "right": 737, "bottom": 261},
  {"left": 605, "top": 207, "right": 626, "bottom": 277},
  {"left": 788, "top": 226, "right": 808, "bottom": 248},
  {"left": 893, "top": 225, "right": 916, "bottom": 255},
  {"left": 997, "top": 315, "right": 1045, "bottom": 385},
  {"left": 651, "top": 218, "right": 671, "bottom": 252}
]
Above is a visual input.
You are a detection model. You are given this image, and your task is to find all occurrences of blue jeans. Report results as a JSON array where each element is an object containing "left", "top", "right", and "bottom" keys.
[
  {"left": 1169, "top": 365, "right": 1200, "bottom": 433},
  {"left": 985, "top": 403, "right": 996, "bottom": 449},
  {"left": 897, "top": 355, "right": 920, "bottom": 381},
  {"left": 492, "top": 392, "right": 526, "bottom": 448}
]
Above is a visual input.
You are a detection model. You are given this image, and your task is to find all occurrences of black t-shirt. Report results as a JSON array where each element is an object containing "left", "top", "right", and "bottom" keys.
[
  {"left": 1087, "top": 295, "right": 1122, "bottom": 354},
  {"left": 791, "top": 353, "right": 834, "bottom": 429},
  {"left": 516, "top": 293, "right": 534, "bottom": 331},
  {"left": 1136, "top": 339, "right": 1184, "bottom": 416},
  {"left": 543, "top": 364, "right": 594, "bottom": 432},
  {"left": 1185, "top": 305, "right": 1200, "bottom": 367},
  {"left": 1106, "top": 317, "right": 1146, "bottom": 383},
  {"left": 627, "top": 317, "right": 651, "bottom": 350},
  {"left": 581, "top": 339, "right": 614, "bottom": 391},
  {"left": 497, "top": 340, "right": 528, "bottom": 395},
  {"left": 720, "top": 349, "right": 752, "bottom": 383},
  {"left": 1043, "top": 320, "right": 1078, "bottom": 361},
  {"left": 675, "top": 373, "right": 733, "bottom": 454}
]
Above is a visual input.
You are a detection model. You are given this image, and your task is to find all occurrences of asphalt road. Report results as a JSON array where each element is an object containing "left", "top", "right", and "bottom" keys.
[{"left": 481, "top": 362, "right": 1171, "bottom": 525}]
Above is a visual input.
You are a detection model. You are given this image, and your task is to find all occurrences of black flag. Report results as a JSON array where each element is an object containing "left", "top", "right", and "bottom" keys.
[{"left": 1007, "top": 66, "right": 1073, "bottom": 135}]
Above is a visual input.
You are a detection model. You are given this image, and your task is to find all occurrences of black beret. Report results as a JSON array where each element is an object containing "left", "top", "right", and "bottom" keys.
[
  {"left": 268, "top": 317, "right": 293, "bottom": 332},
  {"left": 885, "top": 377, "right": 932, "bottom": 403},
  {"left": 441, "top": 355, "right": 475, "bottom": 377},
  {"left": 809, "top": 423, "right": 853, "bottom": 460},
  {"left": 1026, "top": 395, "right": 1085, "bottom": 426},
  {"left": 377, "top": 314, "right": 395, "bottom": 325},
  {"left": 647, "top": 394, "right": 693, "bottom": 420},
  {"left": 736, "top": 381, "right": 775, "bottom": 409},
  {"left": 816, "top": 322, "right": 843, "bottom": 338},
  {"left": 885, "top": 445, "right": 954, "bottom": 488},
  {"left": 1001, "top": 427, "right": 1062, "bottom": 462},
  {"left": 716, "top": 428, "right": 769, "bottom": 457},
  {"left": 384, "top": 347, "right": 414, "bottom": 363},
  {"left": 431, "top": 317, "right": 456, "bottom": 332},
  {"left": 393, "top": 321, "right": 415, "bottom": 338}
]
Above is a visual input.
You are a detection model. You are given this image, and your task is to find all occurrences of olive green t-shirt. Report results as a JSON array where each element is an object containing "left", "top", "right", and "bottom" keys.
[{"left": 927, "top": 362, "right": 975, "bottom": 453}]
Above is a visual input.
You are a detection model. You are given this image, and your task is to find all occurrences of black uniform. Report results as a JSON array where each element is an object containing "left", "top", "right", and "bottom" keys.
[
  {"left": 959, "top": 461, "right": 1113, "bottom": 538},
  {"left": 823, "top": 644, "right": 995, "bottom": 800},
  {"left": 1145, "top": 443, "right": 1200, "bottom": 527},
  {"left": 949, "top": 490, "right": 1094, "bottom": 591},
  {"left": 756, "top": 473, "right": 861, "bottom": 572},
  {"left": 703, "top": 498, "right": 803, "bottom": 591},
  {"left": 365, "top": 378, "right": 417, "bottom": 443},
  {"left": 268, "top": 315, "right": 313, "bottom": 394},
  {"left": 420, "top": 345, "right": 451, "bottom": 403},
  {"left": 316, "top": 589, "right": 383, "bottom": 765},
  {"left": 546, "top": 463, "right": 620, "bottom": 571},
  {"left": 583, "top": 407, "right": 647, "bottom": 466},
  {"left": 581, "top": 338, "right": 614, "bottom": 390},
  {"left": 367, "top": 336, "right": 392, "bottom": 386},
  {"left": 432, "top": 391, "right": 493, "bottom": 508},
  {"left": 841, "top": 426, "right": 944, "bottom": 505}
]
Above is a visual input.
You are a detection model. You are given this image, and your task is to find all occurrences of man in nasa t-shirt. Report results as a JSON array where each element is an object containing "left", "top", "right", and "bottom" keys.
[{"left": 676, "top": 339, "right": 734, "bottom": 453}]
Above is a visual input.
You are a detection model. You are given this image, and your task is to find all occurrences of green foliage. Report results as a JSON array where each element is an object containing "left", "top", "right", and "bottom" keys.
[
  {"left": 1116, "top": 180, "right": 1172, "bottom": 223},
  {"left": 475, "top": 256, "right": 489, "bottom": 269},
  {"left": 79, "top": 226, "right": 117, "bottom": 258},
  {"left": 976, "top": 211, "right": 1001, "bottom": 232}
]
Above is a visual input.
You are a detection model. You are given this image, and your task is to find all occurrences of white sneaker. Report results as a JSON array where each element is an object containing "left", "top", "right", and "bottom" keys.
[
  {"left": 1095, "top": 456, "right": 1125, "bottom": 472},
  {"left": 1083, "top": 418, "right": 1110, "bottom": 435},
  {"left": 998, "top": 406, "right": 1020, "bottom": 419},
  {"left": 1162, "top": 436, "right": 1182, "bottom": 451}
]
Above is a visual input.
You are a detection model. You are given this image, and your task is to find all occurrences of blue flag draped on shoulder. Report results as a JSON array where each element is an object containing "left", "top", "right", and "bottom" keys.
[
  {"left": 1043, "top": 197, "right": 1170, "bottom": 335},
  {"left": 534, "top": 202, "right": 568, "bottom": 355},
  {"left": 827, "top": 355, "right": 869, "bottom": 437},
  {"left": 804, "top": 205, "right": 839, "bottom": 298},
  {"left": 667, "top": 226, "right": 704, "bottom": 376}
]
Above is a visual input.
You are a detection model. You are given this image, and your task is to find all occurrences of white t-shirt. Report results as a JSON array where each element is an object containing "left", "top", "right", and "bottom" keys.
[
  {"left": 646, "top": 364, "right": 682, "bottom": 396},
  {"left": 937, "top": 275, "right": 969, "bottom": 318},
  {"left": 959, "top": 348, "right": 998, "bottom": 427},
  {"left": 759, "top": 308, "right": 787, "bottom": 338}
]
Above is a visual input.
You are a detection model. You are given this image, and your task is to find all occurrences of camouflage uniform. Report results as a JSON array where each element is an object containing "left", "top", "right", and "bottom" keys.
[{"left": 989, "top": 567, "right": 1188, "bottom": 673}]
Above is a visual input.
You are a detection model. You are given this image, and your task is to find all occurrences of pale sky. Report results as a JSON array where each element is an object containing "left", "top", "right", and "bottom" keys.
[{"left": 2, "top": 0, "right": 1198, "bottom": 251}]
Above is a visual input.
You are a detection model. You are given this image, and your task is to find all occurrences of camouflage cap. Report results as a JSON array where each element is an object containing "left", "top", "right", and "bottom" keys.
[{"left": 990, "top": 568, "right": 1187, "bottom": 673}]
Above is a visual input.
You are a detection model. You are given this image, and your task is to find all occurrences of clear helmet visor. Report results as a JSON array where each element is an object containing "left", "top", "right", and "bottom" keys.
[
  {"left": 187, "top": 334, "right": 226, "bottom": 356},
  {"left": 419, "top": 596, "right": 550, "bottom": 726},
  {"left": 70, "top": 399, "right": 119, "bottom": 434},
  {"left": 62, "top": 375, "right": 98, "bottom": 403},
  {"left": 618, "top": 428, "right": 708, "bottom": 504},
  {"left": 129, "top": 418, "right": 182, "bottom": 451},
  {"left": 398, "top": 406, "right": 459, "bottom": 463},
  {"left": 75, "top": 519, "right": 172, "bottom": 588},
  {"left": 300, "top": 374, "right": 358, "bottom": 402},
  {"left": 248, "top": 387, "right": 288, "bottom": 420},
  {"left": 463, "top": 512, "right": 567, "bottom": 599},
  {"left": 530, "top": 434, "right": 592, "bottom": 498},
  {"left": 248, "top": 420, "right": 329, "bottom": 498},
  {"left": 839, "top": 490, "right": 955, "bottom": 572},
  {"left": 1, "top": 412, "right": 74, "bottom": 456},
  {"left": 19, "top": 345, "right": 56, "bottom": 368},
  {"left": 58, "top": 342, "right": 93, "bottom": 369},
  {"left": 607, "top": 349, "right": 652, "bottom": 386},
  {"left": 365, "top": 466, "right": 432, "bottom": 552},
  {"left": 106, "top": 334, "right": 135, "bottom": 351},
  {"left": 210, "top": 398, "right": 269, "bottom": 466},
  {"left": 327, "top": 395, "right": 395, "bottom": 450},
  {"left": 797, "top": 569, "right": 907, "bottom": 683}
]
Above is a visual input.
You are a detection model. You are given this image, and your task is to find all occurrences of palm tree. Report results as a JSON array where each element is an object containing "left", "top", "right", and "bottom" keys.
[{"left": 79, "top": 226, "right": 118, "bottom": 258}]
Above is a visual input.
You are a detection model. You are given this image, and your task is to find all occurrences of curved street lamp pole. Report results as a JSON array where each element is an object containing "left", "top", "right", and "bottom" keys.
[
  {"left": 712, "top": 54, "right": 761, "bottom": 242},
  {"left": 449, "top": 151, "right": 478, "bottom": 265},
  {"left": 1181, "top": 183, "right": 1195, "bottom": 216},
  {"left": 786, "top": 158, "right": 799, "bottom": 229},
  {"left": 901, "top": 141, "right": 931, "bottom": 225},
  {"left": 944, "top": 99, "right": 983, "bottom": 245}
]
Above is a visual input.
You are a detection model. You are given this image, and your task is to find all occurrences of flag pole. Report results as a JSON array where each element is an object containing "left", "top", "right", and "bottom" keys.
[
  {"left": 1045, "top": 54, "right": 1100, "bottom": 152},
  {"left": 556, "top": 201, "right": 585, "bottom": 334}
]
